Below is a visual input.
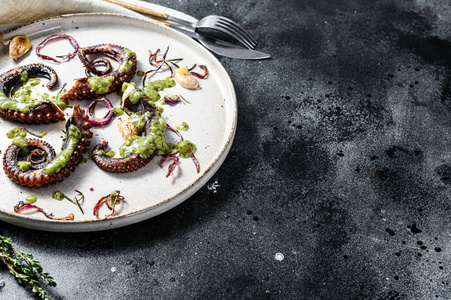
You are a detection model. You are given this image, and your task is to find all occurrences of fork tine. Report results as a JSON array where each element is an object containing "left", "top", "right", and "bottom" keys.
[
  {"left": 216, "top": 19, "right": 257, "bottom": 49},
  {"left": 215, "top": 23, "right": 254, "bottom": 49},
  {"left": 216, "top": 22, "right": 256, "bottom": 49},
  {"left": 217, "top": 16, "right": 258, "bottom": 47},
  {"left": 214, "top": 24, "right": 255, "bottom": 49}
]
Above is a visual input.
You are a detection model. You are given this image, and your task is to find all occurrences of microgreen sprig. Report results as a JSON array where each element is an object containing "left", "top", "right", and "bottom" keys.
[
  {"left": 143, "top": 47, "right": 183, "bottom": 85},
  {"left": 52, "top": 190, "right": 84, "bottom": 214}
]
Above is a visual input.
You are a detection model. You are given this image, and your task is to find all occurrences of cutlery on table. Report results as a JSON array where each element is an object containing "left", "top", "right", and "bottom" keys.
[
  {"left": 101, "top": 0, "right": 258, "bottom": 49},
  {"left": 172, "top": 27, "right": 270, "bottom": 60}
]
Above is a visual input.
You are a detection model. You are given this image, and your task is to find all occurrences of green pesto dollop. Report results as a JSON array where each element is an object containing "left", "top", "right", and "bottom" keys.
[
  {"left": 7, "top": 128, "right": 28, "bottom": 152},
  {"left": 20, "top": 71, "right": 29, "bottom": 83},
  {"left": 0, "top": 93, "right": 39, "bottom": 113},
  {"left": 7, "top": 127, "right": 46, "bottom": 139},
  {"left": 0, "top": 71, "right": 55, "bottom": 113},
  {"left": 175, "top": 140, "right": 197, "bottom": 158},
  {"left": 53, "top": 93, "right": 69, "bottom": 111},
  {"left": 87, "top": 76, "right": 115, "bottom": 95},
  {"left": 93, "top": 149, "right": 116, "bottom": 158},
  {"left": 7, "top": 128, "right": 27, "bottom": 139},
  {"left": 13, "top": 138, "right": 28, "bottom": 151},
  {"left": 119, "top": 116, "right": 169, "bottom": 158},
  {"left": 52, "top": 191, "right": 64, "bottom": 201},
  {"left": 128, "top": 112, "right": 151, "bottom": 133},
  {"left": 142, "top": 78, "right": 175, "bottom": 102},
  {"left": 17, "top": 161, "right": 31, "bottom": 171},
  {"left": 123, "top": 47, "right": 136, "bottom": 59},
  {"left": 176, "top": 122, "right": 189, "bottom": 131},
  {"left": 113, "top": 107, "right": 124, "bottom": 116},
  {"left": 129, "top": 90, "right": 145, "bottom": 104},
  {"left": 25, "top": 195, "right": 37, "bottom": 204},
  {"left": 121, "top": 82, "right": 135, "bottom": 94},
  {"left": 119, "top": 60, "right": 133, "bottom": 73},
  {"left": 43, "top": 124, "right": 82, "bottom": 175}
]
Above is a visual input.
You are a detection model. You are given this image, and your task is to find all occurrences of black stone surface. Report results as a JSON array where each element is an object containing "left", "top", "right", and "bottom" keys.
[{"left": 2, "top": 0, "right": 451, "bottom": 299}]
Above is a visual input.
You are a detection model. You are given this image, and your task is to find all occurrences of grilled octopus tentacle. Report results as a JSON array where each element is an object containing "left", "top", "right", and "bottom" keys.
[
  {"left": 84, "top": 58, "right": 112, "bottom": 77},
  {"left": 3, "top": 104, "right": 93, "bottom": 188},
  {"left": 92, "top": 141, "right": 154, "bottom": 173},
  {"left": 92, "top": 85, "right": 157, "bottom": 173},
  {"left": 0, "top": 63, "right": 65, "bottom": 124},
  {"left": 61, "top": 44, "right": 137, "bottom": 101}
]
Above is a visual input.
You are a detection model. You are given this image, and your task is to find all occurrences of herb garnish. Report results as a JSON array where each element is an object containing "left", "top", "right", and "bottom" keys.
[{"left": 0, "top": 235, "right": 56, "bottom": 299}]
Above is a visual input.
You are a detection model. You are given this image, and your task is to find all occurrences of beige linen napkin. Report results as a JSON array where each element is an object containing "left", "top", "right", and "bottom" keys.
[
  {"left": 0, "top": 0, "right": 140, "bottom": 25},
  {"left": 0, "top": 0, "right": 196, "bottom": 30}
]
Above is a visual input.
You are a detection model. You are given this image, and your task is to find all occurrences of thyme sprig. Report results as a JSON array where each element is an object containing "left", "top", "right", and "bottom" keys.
[{"left": 0, "top": 235, "right": 56, "bottom": 299}]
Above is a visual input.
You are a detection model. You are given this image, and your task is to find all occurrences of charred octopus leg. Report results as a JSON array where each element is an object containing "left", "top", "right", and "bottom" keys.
[
  {"left": 92, "top": 140, "right": 154, "bottom": 173},
  {"left": 92, "top": 85, "right": 159, "bottom": 173},
  {"left": 0, "top": 63, "right": 65, "bottom": 124},
  {"left": 3, "top": 104, "right": 93, "bottom": 188},
  {"left": 61, "top": 44, "right": 137, "bottom": 101}
]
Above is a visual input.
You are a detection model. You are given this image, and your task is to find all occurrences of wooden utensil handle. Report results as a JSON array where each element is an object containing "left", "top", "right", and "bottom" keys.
[{"left": 101, "top": 0, "right": 169, "bottom": 19}]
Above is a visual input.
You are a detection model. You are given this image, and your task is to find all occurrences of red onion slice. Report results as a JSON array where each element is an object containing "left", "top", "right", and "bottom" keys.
[
  {"left": 14, "top": 201, "right": 74, "bottom": 220},
  {"left": 93, "top": 190, "right": 124, "bottom": 218},
  {"left": 86, "top": 97, "right": 114, "bottom": 127},
  {"left": 35, "top": 33, "right": 79, "bottom": 63},
  {"left": 163, "top": 94, "right": 181, "bottom": 105},
  {"left": 190, "top": 65, "right": 208, "bottom": 79}
]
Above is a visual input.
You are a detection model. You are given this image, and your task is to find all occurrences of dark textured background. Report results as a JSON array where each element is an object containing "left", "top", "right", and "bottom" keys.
[{"left": 2, "top": 0, "right": 451, "bottom": 299}]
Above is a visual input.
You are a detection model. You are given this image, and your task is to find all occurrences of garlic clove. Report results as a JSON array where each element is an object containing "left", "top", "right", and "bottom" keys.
[
  {"left": 9, "top": 35, "right": 32, "bottom": 60},
  {"left": 174, "top": 67, "right": 200, "bottom": 90},
  {"left": 117, "top": 118, "right": 138, "bottom": 141}
]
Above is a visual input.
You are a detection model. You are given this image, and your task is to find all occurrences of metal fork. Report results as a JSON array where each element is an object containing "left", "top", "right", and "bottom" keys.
[
  {"left": 195, "top": 15, "right": 257, "bottom": 50},
  {"left": 102, "top": 0, "right": 258, "bottom": 49}
]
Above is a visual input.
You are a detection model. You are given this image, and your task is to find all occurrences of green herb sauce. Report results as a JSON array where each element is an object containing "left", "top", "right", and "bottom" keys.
[
  {"left": 113, "top": 107, "right": 124, "bottom": 116},
  {"left": 128, "top": 112, "right": 150, "bottom": 132},
  {"left": 20, "top": 71, "right": 29, "bottom": 83},
  {"left": 17, "top": 161, "right": 31, "bottom": 171},
  {"left": 142, "top": 77, "right": 175, "bottom": 102},
  {"left": 87, "top": 76, "right": 115, "bottom": 95},
  {"left": 53, "top": 93, "right": 68, "bottom": 111},
  {"left": 93, "top": 149, "right": 115, "bottom": 158},
  {"left": 13, "top": 138, "right": 28, "bottom": 151},
  {"left": 176, "top": 122, "right": 189, "bottom": 131},
  {"left": 175, "top": 140, "right": 197, "bottom": 158},
  {"left": 123, "top": 48, "right": 136, "bottom": 59},
  {"left": 0, "top": 71, "right": 63, "bottom": 113},
  {"left": 129, "top": 90, "right": 145, "bottom": 104},
  {"left": 7, "top": 128, "right": 27, "bottom": 139},
  {"left": 52, "top": 191, "right": 64, "bottom": 201},
  {"left": 43, "top": 124, "right": 81, "bottom": 175},
  {"left": 7, "top": 127, "right": 46, "bottom": 139},
  {"left": 25, "top": 195, "right": 37, "bottom": 204},
  {"left": 119, "top": 116, "right": 169, "bottom": 158},
  {"left": 121, "top": 82, "right": 135, "bottom": 94},
  {"left": 119, "top": 61, "right": 133, "bottom": 73}
]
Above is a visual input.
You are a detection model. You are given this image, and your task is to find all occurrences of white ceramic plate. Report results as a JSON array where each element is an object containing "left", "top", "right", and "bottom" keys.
[{"left": 0, "top": 13, "right": 236, "bottom": 232}]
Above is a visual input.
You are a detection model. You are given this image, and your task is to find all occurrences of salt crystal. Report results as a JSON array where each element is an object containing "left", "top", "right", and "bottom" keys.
[{"left": 275, "top": 253, "right": 284, "bottom": 261}]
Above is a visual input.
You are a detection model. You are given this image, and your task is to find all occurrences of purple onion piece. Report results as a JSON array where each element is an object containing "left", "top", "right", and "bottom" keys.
[
  {"left": 86, "top": 97, "right": 114, "bottom": 127},
  {"left": 36, "top": 33, "right": 79, "bottom": 64},
  {"left": 164, "top": 94, "right": 181, "bottom": 105}
]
